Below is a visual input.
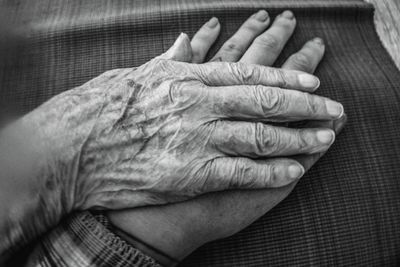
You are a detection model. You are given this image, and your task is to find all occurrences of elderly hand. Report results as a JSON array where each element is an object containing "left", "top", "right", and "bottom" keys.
[
  {"left": 21, "top": 17, "right": 341, "bottom": 210},
  {"left": 108, "top": 10, "right": 347, "bottom": 266}
]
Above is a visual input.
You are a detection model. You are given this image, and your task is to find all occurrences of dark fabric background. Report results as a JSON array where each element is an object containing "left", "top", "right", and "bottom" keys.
[{"left": 1, "top": 0, "right": 400, "bottom": 266}]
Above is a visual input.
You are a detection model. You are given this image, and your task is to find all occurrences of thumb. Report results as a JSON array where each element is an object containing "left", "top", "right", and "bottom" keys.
[{"left": 157, "top": 33, "right": 193, "bottom": 62}]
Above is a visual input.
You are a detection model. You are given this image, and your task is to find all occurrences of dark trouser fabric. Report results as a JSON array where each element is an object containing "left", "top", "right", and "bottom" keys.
[{"left": 1, "top": 0, "right": 400, "bottom": 266}]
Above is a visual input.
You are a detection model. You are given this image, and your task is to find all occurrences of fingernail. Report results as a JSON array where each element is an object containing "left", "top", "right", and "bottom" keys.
[
  {"left": 298, "top": 74, "right": 320, "bottom": 89},
  {"left": 288, "top": 164, "right": 304, "bottom": 180},
  {"left": 316, "top": 129, "right": 335, "bottom": 145},
  {"left": 333, "top": 113, "right": 347, "bottom": 132},
  {"left": 282, "top": 10, "right": 294, "bottom": 19},
  {"left": 326, "top": 100, "right": 344, "bottom": 118},
  {"left": 175, "top": 33, "right": 189, "bottom": 45},
  {"left": 313, "top": 37, "right": 324, "bottom": 45},
  {"left": 255, "top": 10, "right": 269, "bottom": 21},
  {"left": 207, "top": 17, "right": 219, "bottom": 28}
]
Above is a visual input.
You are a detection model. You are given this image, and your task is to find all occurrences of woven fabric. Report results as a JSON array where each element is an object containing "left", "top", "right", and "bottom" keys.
[
  {"left": 1, "top": 0, "right": 400, "bottom": 266},
  {"left": 25, "top": 212, "right": 162, "bottom": 267}
]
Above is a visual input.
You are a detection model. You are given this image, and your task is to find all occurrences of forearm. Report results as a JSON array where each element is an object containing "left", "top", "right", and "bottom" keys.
[
  {"left": 0, "top": 86, "right": 102, "bottom": 262},
  {"left": 0, "top": 117, "right": 64, "bottom": 261}
]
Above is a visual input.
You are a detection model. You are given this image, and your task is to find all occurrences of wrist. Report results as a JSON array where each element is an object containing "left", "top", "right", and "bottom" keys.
[
  {"left": 21, "top": 86, "right": 106, "bottom": 212},
  {"left": 110, "top": 225, "right": 179, "bottom": 267},
  {"left": 107, "top": 209, "right": 203, "bottom": 265}
]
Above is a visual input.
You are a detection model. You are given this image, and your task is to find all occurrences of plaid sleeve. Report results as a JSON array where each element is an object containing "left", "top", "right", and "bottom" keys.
[{"left": 24, "top": 211, "right": 162, "bottom": 267}]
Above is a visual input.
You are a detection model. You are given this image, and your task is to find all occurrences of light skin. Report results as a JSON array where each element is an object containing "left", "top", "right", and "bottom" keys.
[
  {"left": 0, "top": 9, "right": 344, "bottom": 263},
  {"left": 108, "top": 10, "right": 347, "bottom": 266}
]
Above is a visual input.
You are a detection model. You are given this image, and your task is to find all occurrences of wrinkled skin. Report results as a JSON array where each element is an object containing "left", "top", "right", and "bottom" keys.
[
  {"left": 107, "top": 10, "right": 347, "bottom": 265},
  {"left": 72, "top": 58, "right": 333, "bottom": 209},
  {"left": 24, "top": 26, "right": 343, "bottom": 213}
]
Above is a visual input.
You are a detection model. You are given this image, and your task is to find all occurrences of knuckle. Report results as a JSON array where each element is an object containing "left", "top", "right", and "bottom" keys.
[
  {"left": 255, "top": 124, "right": 278, "bottom": 155},
  {"left": 253, "top": 86, "right": 286, "bottom": 114},
  {"left": 168, "top": 80, "right": 185, "bottom": 103},
  {"left": 267, "top": 126, "right": 280, "bottom": 149},
  {"left": 150, "top": 58, "right": 175, "bottom": 75},
  {"left": 231, "top": 158, "right": 276, "bottom": 188},
  {"left": 254, "top": 123, "right": 265, "bottom": 153},
  {"left": 231, "top": 158, "right": 252, "bottom": 187},
  {"left": 233, "top": 62, "right": 260, "bottom": 83},
  {"left": 254, "top": 33, "right": 281, "bottom": 51},
  {"left": 168, "top": 80, "right": 204, "bottom": 104},
  {"left": 295, "top": 130, "right": 309, "bottom": 151},
  {"left": 191, "top": 49, "right": 204, "bottom": 61},
  {"left": 269, "top": 68, "right": 291, "bottom": 88},
  {"left": 262, "top": 163, "right": 275, "bottom": 187},
  {"left": 304, "top": 94, "right": 321, "bottom": 116}
]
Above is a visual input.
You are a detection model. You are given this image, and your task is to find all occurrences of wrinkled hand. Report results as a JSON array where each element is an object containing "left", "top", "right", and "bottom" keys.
[
  {"left": 108, "top": 10, "right": 346, "bottom": 265},
  {"left": 27, "top": 11, "right": 343, "bottom": 213}
]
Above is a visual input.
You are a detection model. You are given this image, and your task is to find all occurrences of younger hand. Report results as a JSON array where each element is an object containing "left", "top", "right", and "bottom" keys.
[{"left": 108, "top": 10, "right": 346, "bottom": 265}]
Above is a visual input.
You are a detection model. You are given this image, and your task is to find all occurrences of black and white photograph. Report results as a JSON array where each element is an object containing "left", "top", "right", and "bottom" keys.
[{"left": 0, "top": 0, "right": 399, "bottom": 266}]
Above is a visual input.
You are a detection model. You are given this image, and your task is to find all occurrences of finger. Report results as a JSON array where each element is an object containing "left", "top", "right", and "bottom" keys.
[
  {"left": 240, "top": 10, "right": 296, "bottom": 66},
  {"left": 294, "top": 114, "right": 347, "bottom": 171},
  {"left": 210, "top": 10, "right": 271, "bottom": 62},
  {"left": 203, "top": 157, "right": 304, "bottom": 190},
  {"left": 191, "top": 17, "right": 221, "bottom": 63},
  {"left": 282, "top": 37, "right": 325, "bottom": 73},
  {"left": 184, "top": 61, "right": 320, "bottom": 91},
  {"left": 211, "top": 121, "right": 335, "bottom": 157},
  {"left": 208, "top": 85, "right": 344, "bottom": 121},
  {"left": 157, "top": 33, "right": 193, "bottom": 62}
]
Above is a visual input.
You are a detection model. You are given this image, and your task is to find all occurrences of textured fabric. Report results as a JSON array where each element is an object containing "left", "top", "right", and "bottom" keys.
[
  {"left": 24, "top": 212, "right": 162, "bottom": 267},
  {"left": 1, "top": 0, "right": 400, "bottom": 266}
]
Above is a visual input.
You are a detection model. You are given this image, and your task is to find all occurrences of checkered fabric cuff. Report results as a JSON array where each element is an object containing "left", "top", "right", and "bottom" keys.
[{"left": 25, "top": 211, "right": 162, "bottom": 267}]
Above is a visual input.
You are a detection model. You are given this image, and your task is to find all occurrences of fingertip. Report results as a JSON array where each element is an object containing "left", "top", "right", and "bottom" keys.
[
  {"left": 333, "top": 113, "right": 348, "bottom": 133},
  {"left": 282, "top": 10, "right": 294, "bottom": 20},
  {"left": 159, "top": 32, "right": 192, "bottom": 61},
  {"left": 191, "top": 18, "right": 221, "bottom": 63},
  {"left": 312, "top": 37, "right": 324, "bottom": 46},
  {"left": 326, "top": 100, "right": 344, "bottom": 119},
  {"left": 177, "top": 32, "right": 191, "bottom": 44},
  {"left": 253, "top": 9, "right": 269, "bottom": 22},
  {"left": 314, "top": 78, "right": 321, "bottom": 91},
  {"left": 305, "top": 37, "right": 325, "bottom": 55},
  {"left": 276, "top": 10, "right": 296, "bottom": 25},
  {"left": 206, "top": 17, "right": 220, "bottom": 29},
  {"left": 272, "top": 160, "right": 305, "bottom": 185},
  {"left": 177, "top": 32, "right": 192, "bottom": 48},
  {"left": 272, "top": 10, "right": 297, "bottom": 31},
  {"left": 316, "top": 129, "right": 336, "bottom": 146},
  {"left": 288, "top": 163, "right": 305, "bottom": 180},
  {"left": 298, "top": 73, "right": 320, "bottom": 90}
]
